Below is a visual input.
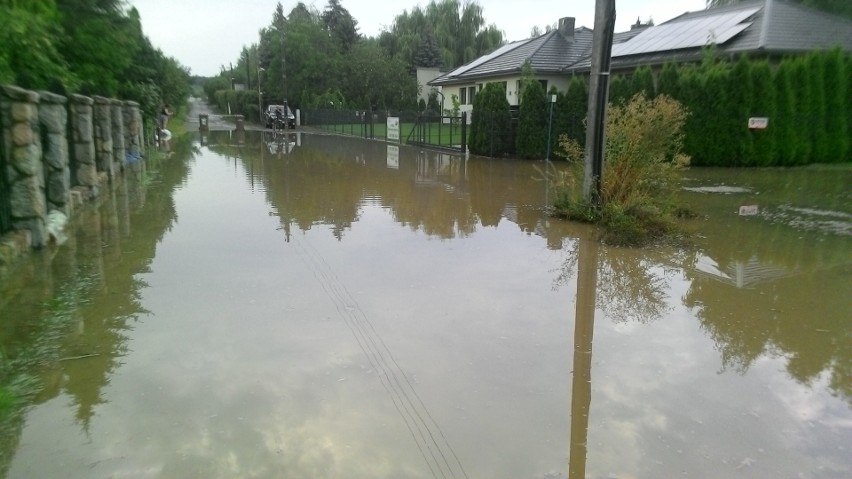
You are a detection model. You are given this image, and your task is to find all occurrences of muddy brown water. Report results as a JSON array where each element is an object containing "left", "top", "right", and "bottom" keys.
[{"left": 1, "top": 130, "right": 849, "bottom": 478}]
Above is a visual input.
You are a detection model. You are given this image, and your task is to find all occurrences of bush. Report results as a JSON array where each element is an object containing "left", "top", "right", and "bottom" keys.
[
  {"left": 552, "top": 93, "right": 690, "bottom": 245},
  {"left": 516, "top": 80, "right": 547, "bottom": 159},
  {"left": 469, "top": 82, "right": 511, "bottom": 156}
]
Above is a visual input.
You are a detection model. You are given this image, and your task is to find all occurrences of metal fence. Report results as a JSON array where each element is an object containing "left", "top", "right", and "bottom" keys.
[{"left": 302, "top": 109, "right": 468, "bottom": 153}]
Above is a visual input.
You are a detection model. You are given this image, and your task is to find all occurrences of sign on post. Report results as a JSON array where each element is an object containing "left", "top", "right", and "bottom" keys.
[
  {"left": 387, "top": 117, "right": 400, "bottom": 141},
  {"left": 748, "top": 117, "right": 769, "bottom": 129}
]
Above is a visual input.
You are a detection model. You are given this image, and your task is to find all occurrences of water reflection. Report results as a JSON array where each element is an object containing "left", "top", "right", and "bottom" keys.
[
  {"left": 568, "top": 235, "right": 597, "bottom": 479},
  {"left": 0, "top": 131, "right": 849, "bottom": 478}
]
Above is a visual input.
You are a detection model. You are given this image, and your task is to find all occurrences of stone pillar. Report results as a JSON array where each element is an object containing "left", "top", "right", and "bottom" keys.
[
  {"left": 93, "top": 95, "right": 114, "bottom": 180},
  {"left": 123, "top": 101, "right": 143, "bottom": 159},
  {"left": 110, "top": 99, "right": 126, "bottom": 174},
  {"left": 1, "top": 85, "right": 47, "bottom": 248},
  {"left": 68, "top": 94, "right": 98, "bottom": 196},
  {"left": 37, "top": 90, "right": 71, "bottom": 216}
]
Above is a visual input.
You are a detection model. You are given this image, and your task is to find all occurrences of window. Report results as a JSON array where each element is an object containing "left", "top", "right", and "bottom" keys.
[
  {"left": 460, "top": 88, "right": 467, "bottom": 105},
  {"left": 468, "top": 87, "right": 476, "bottom": 103}
]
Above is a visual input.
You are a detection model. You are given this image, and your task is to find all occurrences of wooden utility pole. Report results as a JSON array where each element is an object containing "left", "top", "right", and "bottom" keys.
[{"left": 583, "top": 0, "right": 617, "bottom": 206}]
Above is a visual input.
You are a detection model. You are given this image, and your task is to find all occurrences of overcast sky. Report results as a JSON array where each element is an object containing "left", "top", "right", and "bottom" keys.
[{"left": 129, "top": 0, "right": 708, "bottom": 77}]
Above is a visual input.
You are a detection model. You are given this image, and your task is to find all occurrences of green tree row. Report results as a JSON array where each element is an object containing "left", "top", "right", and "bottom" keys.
[
  {"left": 655, "top": 49, "right": 850, "bottom": 166},
  {"left": 0, "top": 0, "right": 191, "bottom": 121},
  {"left": 206, "top": 0, "right": 506, "bottom": 116},
  {"left": 502, "top": 49, "right": 850, "bottom": 166}
]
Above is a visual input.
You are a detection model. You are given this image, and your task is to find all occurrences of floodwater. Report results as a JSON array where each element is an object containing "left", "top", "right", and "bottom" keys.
[{"left": 0, "top": 131, "right": 849, "bottom": 479}]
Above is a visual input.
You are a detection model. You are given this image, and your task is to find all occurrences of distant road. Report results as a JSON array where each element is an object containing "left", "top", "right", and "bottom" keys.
[{"left": 186, "top": 97, "right": 264, "bottom": 131}]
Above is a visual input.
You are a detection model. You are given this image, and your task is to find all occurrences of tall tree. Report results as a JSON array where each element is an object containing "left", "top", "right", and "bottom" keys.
[
  {"left": 322, "top": 0, "right": 360, "bottom": 52},
  {"left": 413, "top": 27, "right": 442, "bottom": 68}
]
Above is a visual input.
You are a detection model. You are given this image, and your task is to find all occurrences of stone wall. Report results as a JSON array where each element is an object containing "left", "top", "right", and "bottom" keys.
[
  {"left": 0, "top": 84, "right": 144, "bottom": 267},
  {"left": 1, "top": 85, "right": 46, "bottom": 248}
]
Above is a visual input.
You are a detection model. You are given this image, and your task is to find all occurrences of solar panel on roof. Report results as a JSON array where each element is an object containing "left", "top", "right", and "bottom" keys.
[
  {"left": 612, "top": 7, "right": 760, "bottom": 57},
  {"left": 445, "top": 41, "right": 526, "bottom": 78}
]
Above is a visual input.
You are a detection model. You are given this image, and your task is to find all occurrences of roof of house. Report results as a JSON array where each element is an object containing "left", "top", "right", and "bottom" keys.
[
  {"left": 430, "top": 26, "right": 601, "bottom": 86},
  {"left": 429, "top": 0, "right": 852, "bottom": 85},
  {"left": 566, "top": 0, "right": 852, "bottom": 73}
]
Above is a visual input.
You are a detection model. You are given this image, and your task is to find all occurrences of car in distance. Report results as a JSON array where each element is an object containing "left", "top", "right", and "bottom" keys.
[{"left": 264, "top": 103, "right": 295, "bottom": 129}]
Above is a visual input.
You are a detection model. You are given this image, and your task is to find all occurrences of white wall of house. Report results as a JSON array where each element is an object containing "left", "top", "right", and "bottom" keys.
[{"left": 416, "top": 68, "right": 443, "bottom": 103}]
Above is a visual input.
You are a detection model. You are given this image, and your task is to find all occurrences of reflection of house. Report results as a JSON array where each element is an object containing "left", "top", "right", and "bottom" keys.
[
  {"left": 429, "top": 0, "right": 852, "bottom": 106},
  {"left": 694, "top": 255, "right": 790, "bottom": 288}
]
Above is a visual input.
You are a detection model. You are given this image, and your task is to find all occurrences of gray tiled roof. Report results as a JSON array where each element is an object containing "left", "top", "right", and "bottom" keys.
[
  {"left": 430, "top": 28, "right": 595, "bottom": 86},
  {"left": 566, "top": 0, "right": 852, "bottom": 73}
]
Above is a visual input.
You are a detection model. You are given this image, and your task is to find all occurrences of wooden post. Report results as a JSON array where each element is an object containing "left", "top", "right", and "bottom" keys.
[{"left": 583, "top": 0, "right": 616, "bottom": 207}]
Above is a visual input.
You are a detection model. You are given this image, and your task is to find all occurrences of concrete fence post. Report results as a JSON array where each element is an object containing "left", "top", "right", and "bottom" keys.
[
  {"left": 123, "top": 101, "right": 142, "bottom": 158},
  {"left": 110, "top": 98, "right": 126, "bottom": 174},
  {"left": 0, "top": 85, "right": 47, "bottom": 247},
  {"left": 37, "top": 90, "right": 70, "bottom": 216},
  {"left": 68, "top": 94, "right": 98, "bottom": 196},
  {"left": 92, "top": 95, "right": 114, "bottom": 181}
]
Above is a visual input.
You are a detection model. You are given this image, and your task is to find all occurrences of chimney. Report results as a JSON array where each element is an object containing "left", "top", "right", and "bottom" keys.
[{"left": 558, "top": 17, "right": 575, "bottom": 42}]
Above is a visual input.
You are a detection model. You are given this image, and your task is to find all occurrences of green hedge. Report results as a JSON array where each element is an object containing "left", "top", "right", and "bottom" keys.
[
  {"left": 469, "top": 83, "right": 511, "bottom": 156},
  {"left": 662, "top": 49, "right": 850, "bottom": 166}
]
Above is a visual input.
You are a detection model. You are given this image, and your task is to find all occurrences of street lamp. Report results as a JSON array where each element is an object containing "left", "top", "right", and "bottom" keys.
[
  {"left": 257, "top": 66, "right": 265, "bottom": 123},
  {"left": 546, "top": 94, "right": 557, "bottom": 162}
]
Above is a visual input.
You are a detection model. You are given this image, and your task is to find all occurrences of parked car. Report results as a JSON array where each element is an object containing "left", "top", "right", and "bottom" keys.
[{"left": 264, "top": 103, "right": 295, "bottom": 129}]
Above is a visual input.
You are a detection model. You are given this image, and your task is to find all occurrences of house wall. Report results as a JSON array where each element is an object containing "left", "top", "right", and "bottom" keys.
[
  {"left": 416, "top": 68, "right": 443, "bottom": 103},
  {"left": 441, "top": 74, "right": 572, "bottom": 112}
]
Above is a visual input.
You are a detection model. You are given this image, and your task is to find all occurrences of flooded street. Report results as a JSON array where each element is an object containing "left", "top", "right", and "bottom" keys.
[{"left": 1, "top": 130, "right": 849, "bottom": 478}]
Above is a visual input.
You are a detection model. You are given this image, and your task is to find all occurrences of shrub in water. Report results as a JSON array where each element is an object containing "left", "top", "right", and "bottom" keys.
[{"left": 552, "top": 93, "right": 690, "bottom": 245}]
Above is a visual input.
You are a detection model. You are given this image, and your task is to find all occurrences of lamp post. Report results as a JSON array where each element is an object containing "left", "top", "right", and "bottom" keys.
[
  {"left": 546, "top": 94, "right": 557, "bottom": 162},
  {"left": 257, "top": 65, "right": 265, "bottom": 123}
]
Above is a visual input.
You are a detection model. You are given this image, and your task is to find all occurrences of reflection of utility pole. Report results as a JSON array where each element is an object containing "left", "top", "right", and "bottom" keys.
[
  {"left": 569, "top": 234, "right": 598, "bottom": 479},
  {"left": 583, "top": 0, "right": 616, "bottom": 207}
]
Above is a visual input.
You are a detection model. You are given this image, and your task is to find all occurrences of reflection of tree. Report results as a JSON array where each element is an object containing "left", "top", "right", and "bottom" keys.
[
  {"left": 555, "top": 243, "right": 675, "bottom": 324},
  {"left": 0, "top": 131, "right": 196, "bottom": 467},
  {"left": 683, "top": 269, "right": 851, "bottom": 402},
  {"left": 680, "top": 168, "right": 852, "bottom": 402},
  {"left": 221, "top": 132, "right": 568, "bottom": 242}
]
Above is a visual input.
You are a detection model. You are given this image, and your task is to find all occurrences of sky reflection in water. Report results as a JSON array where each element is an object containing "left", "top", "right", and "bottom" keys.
[{"left": 2, "top": 131, "right": 850, "bottom": 479}]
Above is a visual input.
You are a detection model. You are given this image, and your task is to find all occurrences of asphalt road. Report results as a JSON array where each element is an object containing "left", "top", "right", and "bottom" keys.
[{"left": 186, "top": 96, "right": 264, "bottom": 131}]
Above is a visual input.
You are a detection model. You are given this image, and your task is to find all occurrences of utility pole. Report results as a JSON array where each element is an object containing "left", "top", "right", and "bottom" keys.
[{"left": 582, "top": 0, "right": 616, "bottom": 207}]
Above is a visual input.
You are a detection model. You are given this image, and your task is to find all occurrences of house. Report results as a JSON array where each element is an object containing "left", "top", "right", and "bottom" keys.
[
  {"left": 428, "top": 17, "right": 643, "bottom": 114},
  {"left": 429, "top": 0, "right": 852, "bottom": 108},
  {"left": 566, "top": 0, "right": 852, "bottom": 74}
]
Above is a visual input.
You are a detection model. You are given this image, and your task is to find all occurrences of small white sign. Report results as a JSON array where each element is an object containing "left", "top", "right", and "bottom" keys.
[
  {"left": 748, "top": 117, "right": 769, "bottom": 129},
  {"left": 739, "top": 205, "right": 759, "bottom": 216},
  {"left": 387, "top": 116, "right": 400, "bottom": 141}
]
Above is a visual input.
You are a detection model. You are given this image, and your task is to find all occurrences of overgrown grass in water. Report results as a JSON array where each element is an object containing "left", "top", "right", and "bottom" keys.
[{"left": 550, "top": 93, "right": 692, "bottom": 246}]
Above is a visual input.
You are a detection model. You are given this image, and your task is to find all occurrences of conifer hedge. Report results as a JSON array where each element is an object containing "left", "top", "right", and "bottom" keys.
[
  {"left": 469, "top": 82, "right": 511, "bottom": 156},
  {"left": 481, "top": 48, "right": 849, "bottom": 166}
]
